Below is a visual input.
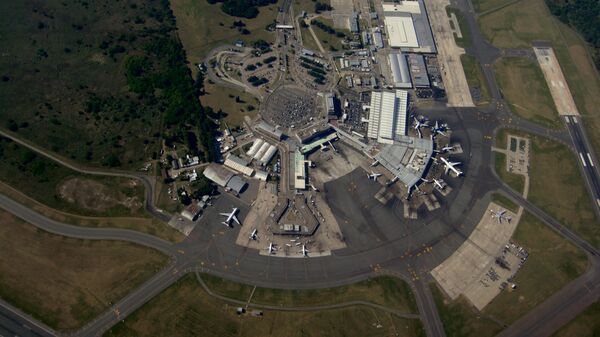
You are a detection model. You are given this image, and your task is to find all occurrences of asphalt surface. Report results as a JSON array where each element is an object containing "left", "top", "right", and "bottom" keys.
[{"left": 0, "top": 300, "right": 54, "bottom": 337}]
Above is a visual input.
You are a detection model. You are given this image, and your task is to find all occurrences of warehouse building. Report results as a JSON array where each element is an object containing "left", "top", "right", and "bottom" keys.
[
  {"left": 373, "top": 29, "right": 384, "bottom": 49},
  {"left": 388, "top": 51, "right": 412, "bottom": 88},
  {"left": 259, "top": 144, "right": 278, "bottom": 166},
  {"left": 366, "top": 90, "right": 409, "bottom": 144},
  {"left": 407, "top": 53, "right": 430, "bottom": 87},
  {"left": 246, "top": 138, "right": 264, "bottom": 157},
  {"left": 256, "top": 121, "right": 283, "bottom": 140},
  {"left": 203, "top": 164, "right": 247, "bottom": 194},
  {"left": 382, "top": 0, "right": 436, "bottom": 53},
  {"left": 224, "top": 154, "right": 254, "bottom": 176}
]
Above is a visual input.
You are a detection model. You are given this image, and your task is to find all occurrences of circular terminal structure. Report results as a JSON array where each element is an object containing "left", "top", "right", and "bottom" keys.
[{"left": 262, "top": 85, "right": 317, "bottom": 128}]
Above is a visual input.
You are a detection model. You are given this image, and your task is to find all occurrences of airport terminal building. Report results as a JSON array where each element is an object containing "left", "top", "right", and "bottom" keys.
[{"left": 367, "top": 90, "right": 409, "bottom": 144}]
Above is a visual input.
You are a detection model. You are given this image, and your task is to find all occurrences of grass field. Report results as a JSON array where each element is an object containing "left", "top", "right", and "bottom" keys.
[
  {"left": 494, "top": 152, "right": 525, "bottom": 193},
  {"left": 299, "top": 18, "right": 321, "bottom": 52},
  {"left": 311, "top": 17, "right": 348, "bottom": 52},
  {"left": 491, "top": 193, "right": 520, "bottom": 212},
  {"left": 0, "top": 182, "right": 183, "bottom": 242},
  {"left": 496, "top": 129, "right": 599, "bottom": 245},
  {"left": 553, "top": 300, "right": 600, "bottom": 337},
  {"left": 431, "top": 284, "right": 503, "bottom": 337},
  {"left": 461, "top": 54, "right": 491, "bottom": 104},
  {"left": 105, "top": 274, "right": 425, "bottom": 337},
  {"left": 494, "top": 57, "right": 561, "bottom": 128},
  {"left": 0, "top": 137, "right": 149, "bottom": 218},
  {"left": 432, "top": 211, "right": 587, "bottom": 336},
  {"left": 478, "top": 0, "right": 600, "bottom": 158},
  {"left": 471, "top": 0, "right": 516, "bottom": 13},
  {"left": 202, "top": 81, "right": 260, "bottom": 127},
  {"left": 201, "top": 274, "right": 419, "bottom": 313},
  {"left": 170, "top": 0, "right": 279, "bottom": 72},
  {"left": 446, "top": 7, "right": 472, "bottom": 48},
  {"left": 0, "top": 0, "right": 180, "bottom": 169},
  {"left": 0, "top": 210, "right": 168, "bottom": 331}
]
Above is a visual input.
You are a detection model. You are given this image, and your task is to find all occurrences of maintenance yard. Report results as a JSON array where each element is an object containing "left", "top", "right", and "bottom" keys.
[
  {"left": 533, "top": 46, "right": 579, "bottom": 116},
  {"left": 262, "top": 85, "right": 317, "bottom": 128},
  {"left": 431, "top": 202, "right": 522, "bottom": 310}
]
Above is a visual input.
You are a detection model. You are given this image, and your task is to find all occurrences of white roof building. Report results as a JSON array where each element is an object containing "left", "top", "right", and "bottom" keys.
[
  {"left": 246, "top": 139, "right": 264, "bottom": 157},
  {"left": 384, "top": 14, "right": 418, "bottom": 48},
  {"left": 367, "top": 90, "right": 409, "bottom": 144}
]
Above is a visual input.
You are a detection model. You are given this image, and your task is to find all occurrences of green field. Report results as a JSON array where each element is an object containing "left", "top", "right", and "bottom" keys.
[
  {"left": 0, "top": 137, "right": 147, "bottom": 217},
  {"left": 471, "top": 0, "right": 516, "bottom": 13},
  {"left": 461, "top": 54, "right": 491, "bottom": 104},
  {"left": 496, "top": 129, "right": 599, "bottom": 246},
  {"left": 494, "top": 57, "right": 561, "bottom": 128},
  {"left": 553, "top": 300, "right": 600, "bottom": 337},
  {"left": 433, "top": 211, "right": 587, "bottom": 336},
  {"left": 170, "top": 0, "right": 279, "bottom": 72},
  {"left": 104, "top": 274, "right": 425, "bottom": 337},
  {"left": 311, "top": 18, "right": 348, "bottom": 52},
  {"left": 494, "top": 152, "right": 525, "bottom": 194},
  {"left": 0, "top": 210, "right": 168, "bottom": 331},
  {"left": 202, "top": 80, "right": 259, "bottom": 127},
  {"left": 202, "top": 274, "right": 418, "bottom": 313},
  {"left": 478, "top": 0, "right": 600, "bottom": 158},
  {"left": 491, "top": 193, "right": 520, "bottom": 212},
  {"left": 0, "top": 0, "right": 177, "bottom": 169}
]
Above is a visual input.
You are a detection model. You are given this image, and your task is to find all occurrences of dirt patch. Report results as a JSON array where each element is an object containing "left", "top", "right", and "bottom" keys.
[{"left": 58, "top": 178, "right": 142, "bottom": 213}]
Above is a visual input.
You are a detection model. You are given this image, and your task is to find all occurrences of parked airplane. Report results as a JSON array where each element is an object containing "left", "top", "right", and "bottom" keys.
[
  {"left": 371, "top": 160, "right": 379, "bottom": 167},
  {"left": 431, "top": 121, "right": 447, "bottom": 137},
  {"left": 268, "top": 242, "right": 277, "bottom": 254},
  {"left": 440, "top": 157, "right": 463, "bottom": 176},
  {"left": 432, "top": 178, "right": 446, "bottom": 190},
  {"left": 413, "top": 117, "right": 429, "bottom": 138},
  {"left": 421, "top": 178, "right": 446, "bottom": 190},
  {"left": 249, "top": 229, "right": 258, "bottom": 240},
  {"left": 367, "top": 171, "right": 382, "bottom": 181},
  {"left": 490, "top": 209, "right": 512, "bottom": 223},
  {"left": 299, "top": 245, "right": 309, "bottom": 257},
  {"left": 220, "top": 207, "right": 240, "bottom": 227},
  {"left": 434, "top": 145, "right": 454, "bottom": 153}
]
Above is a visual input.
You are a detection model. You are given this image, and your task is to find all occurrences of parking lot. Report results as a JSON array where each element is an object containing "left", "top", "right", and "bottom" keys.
[{"left": 262, "top": 85, "right": 317, "bottom": 128}]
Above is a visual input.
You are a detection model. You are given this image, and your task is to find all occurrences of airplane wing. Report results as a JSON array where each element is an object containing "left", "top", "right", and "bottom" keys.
[
  {"left": 444, "top": 166, "right": 450, "bottom": 175},
  {"left": 219, "top": 213, "right": 230, "bottom": 216},
  {"left": 232, "top": 215, "right": 241, "bottom": 225}
]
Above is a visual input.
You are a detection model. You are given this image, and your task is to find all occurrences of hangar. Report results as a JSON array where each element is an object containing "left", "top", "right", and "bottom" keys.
[
  {"left": 388, "top": 51, "right": 413, "bottom": 88},
  {"left": 366, "top": 90, "right": 409, "bottom": 144},
  {"left": 382, "top": 0, "right": 436, "bottom": 53}
]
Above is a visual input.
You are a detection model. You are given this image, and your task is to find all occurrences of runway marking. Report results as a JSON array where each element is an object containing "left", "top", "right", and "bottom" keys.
[
  {"left": 587, "top": 153, "right": 594, "bottom": 167},
  {"left": 579, "top": 153, "right": 587, "bottom": 167}
]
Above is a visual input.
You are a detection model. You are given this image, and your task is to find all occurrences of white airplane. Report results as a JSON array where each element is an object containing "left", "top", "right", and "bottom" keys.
[
  {"left": 431, "top": 121, "right": 447, "bottom": 137},
  {"left": 249, "top": 229, "right": 258, "bottom": 240},
  {"left": 299, "top": 245, "right": 309, "bottom": 257},
  {"left": 435, "top": 145, "right": 454, "bottom": 153},
  {"left": 220, "top": 207, "right": 240, "bottom": 227},
  {"left": 440, "top": 157, "right": 463, "bottom": 176},
  {"left": 432, "top": 178, "right": 446, "bottom": 190},
  {"left": 367, "top": 171, "right": 382, "bottom": 181},
  {"left": 268, "top": 242, "right": 277, "bottom": 254},
  {"left": 413, "top": 117, "right": 429, "bottom": 138},
  {"left": 421, "top": 178, "right": 446, "bottom": 190},
  {"left": 371, "top": 160, "right": 379, "bottom": 167},
  {"left": 490, "top": 209, "right": 512, "bottom": 223}
]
